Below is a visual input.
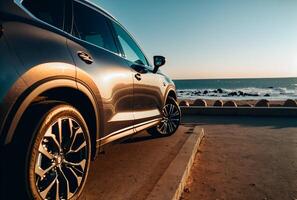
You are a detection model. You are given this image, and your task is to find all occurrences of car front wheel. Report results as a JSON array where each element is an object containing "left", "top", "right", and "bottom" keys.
[{"left": 27, "top": 104, "right": 91, "bottom": 200}]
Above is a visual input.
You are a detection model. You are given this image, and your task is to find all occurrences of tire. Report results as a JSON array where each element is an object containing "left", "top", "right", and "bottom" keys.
[
  {"left": 4, "top": 103, "right": 91, "bottom": 200},
  {"left": 148, "top": 97, "right": 181, "bottom": 137}
]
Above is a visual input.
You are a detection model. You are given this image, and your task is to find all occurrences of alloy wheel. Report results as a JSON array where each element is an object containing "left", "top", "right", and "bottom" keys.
[
  {"left": 34, "top": 117, "right": 88, "bottom": 200},
  {"left": 157, "top": 103, "right": 181, "bottom": 135}
]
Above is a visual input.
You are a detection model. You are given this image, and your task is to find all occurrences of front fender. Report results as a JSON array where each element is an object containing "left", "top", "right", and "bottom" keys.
[
  {"left": 1, "top": 64, "right": 100, "bottom": 146},
  {"left": 164, "top": 84, "right": 177, "bottom": 106}
]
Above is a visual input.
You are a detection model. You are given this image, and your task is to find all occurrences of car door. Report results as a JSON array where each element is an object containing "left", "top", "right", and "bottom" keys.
[
  {"left": 66, "top": 1, "right": 134, "bottom": 137},
  {"left": 110, "top": 21, "right": 164, "bottom": 130}
]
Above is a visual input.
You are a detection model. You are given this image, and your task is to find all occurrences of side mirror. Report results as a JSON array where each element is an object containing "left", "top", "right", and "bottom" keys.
[{"left": 153, "top": 56, "right": 166, "bottom": 73}]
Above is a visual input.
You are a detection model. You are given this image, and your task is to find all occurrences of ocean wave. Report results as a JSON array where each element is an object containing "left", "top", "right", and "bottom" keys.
[{"left": 177, "top": 87, "right": 297, "bottom": 100}]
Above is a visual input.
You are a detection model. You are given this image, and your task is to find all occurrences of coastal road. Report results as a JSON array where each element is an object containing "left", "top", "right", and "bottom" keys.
[{"left": 181, "top": 116, "right": 297, "bottom": 200}]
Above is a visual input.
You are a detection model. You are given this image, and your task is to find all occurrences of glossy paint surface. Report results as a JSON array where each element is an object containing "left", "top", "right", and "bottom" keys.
[{"left": 67, "top": 38, "right": 135, "bottom": 136}]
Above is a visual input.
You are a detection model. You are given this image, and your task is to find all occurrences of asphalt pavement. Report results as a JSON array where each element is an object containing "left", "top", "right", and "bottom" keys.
[
  {"left": 79, "top": 125, "right": 193, "bottom": 200},
  {"left": 181, "top": 116, "right": 297, "bottom": 200}
]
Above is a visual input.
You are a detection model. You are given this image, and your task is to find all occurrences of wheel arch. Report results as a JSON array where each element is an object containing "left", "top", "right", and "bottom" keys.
[
  {"left": 165, "top": 87, "right": 177, "bottom": 104},
  {"left": 2, "top": 78, "right": 101, "bottom": 159}
]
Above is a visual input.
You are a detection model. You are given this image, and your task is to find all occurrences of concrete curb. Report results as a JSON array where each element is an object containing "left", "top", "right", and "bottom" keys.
[
  {"left": 146, "top": 126, "right": 204, "bottom": 200},
  {"left": 181, "top": 106, "right": 297, "bottom": 117}
]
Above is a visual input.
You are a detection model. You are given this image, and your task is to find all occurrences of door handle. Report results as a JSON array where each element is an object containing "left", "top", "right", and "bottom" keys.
[
  {"left": 134, "top": 73, "right": 142, "bottom": 81},
  {"left": 77, "top": 51, "right": 93, "bottom": 64}
]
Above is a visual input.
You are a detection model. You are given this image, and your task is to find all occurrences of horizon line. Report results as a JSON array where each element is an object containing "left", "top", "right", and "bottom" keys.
[{"left": 173, "top": 76, "right": 297, "bottom": 81}]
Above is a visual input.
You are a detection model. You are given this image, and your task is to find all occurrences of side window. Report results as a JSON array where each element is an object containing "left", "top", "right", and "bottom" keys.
[
  {"left": 22, "top": 0, "right": 65, "bottom": 30},
  {"left": 112, "top": 22, "right": 149, "bottom": 67},
  {"left": 73, "top": 2, "right": 118, "bottom": 54}
]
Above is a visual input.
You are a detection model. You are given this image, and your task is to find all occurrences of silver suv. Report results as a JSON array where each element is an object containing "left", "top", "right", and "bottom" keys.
[{"left": 0, "top": 0, "right": 181, "bottom": 199}]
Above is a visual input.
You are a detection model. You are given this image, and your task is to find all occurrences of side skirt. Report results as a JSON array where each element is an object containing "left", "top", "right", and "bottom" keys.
[{"left": 96, "top": 118, "right": 161, "bottom": 148}]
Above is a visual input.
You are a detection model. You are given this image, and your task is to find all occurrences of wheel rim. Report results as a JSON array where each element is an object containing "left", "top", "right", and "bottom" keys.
[
  {"left": 34, "top": 117, "right": 88, "bottom": 200},
  {"left": 157, "top": 103, "right": 180, "bottom": 135}
]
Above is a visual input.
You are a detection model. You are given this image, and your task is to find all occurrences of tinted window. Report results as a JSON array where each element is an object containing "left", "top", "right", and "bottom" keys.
[
  {"left": 23, "top": 0, "right": 65, "bottom": 30},
  {"left": 73, "top": 2, "right": 118, "bottom": 54},
  {"left": 112, "top": 22, "right": 149, "bottom": 66}
]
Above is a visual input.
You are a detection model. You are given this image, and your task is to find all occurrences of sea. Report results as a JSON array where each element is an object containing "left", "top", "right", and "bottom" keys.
[{"left": 173, "top": 77, "right": 297, "bottom": 100}]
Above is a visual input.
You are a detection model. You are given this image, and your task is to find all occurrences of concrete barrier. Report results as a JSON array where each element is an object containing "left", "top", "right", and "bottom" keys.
[
  {"left": 213, "top": 100, "right": 223, "bottom": 107},
  {"left": 179, "top": 100, "right": 190, "bottom": 107},
  {"left": 223, "top": 100, "right": 237, "bottom": 107},
  {"left": 283, "top": 99, "right": 297, "bottom": 107},
  {"left": 192, "top": 99, "right": 207, "bottom": 107},
  {"left": 180, "top": 106, "right": 297, "bottom": 117},
  {"left": 146, "top": 127, "right": 204, "bottom": 200},
  {"left": 255, "top": 99, "right": 269, "bottom": 107}
]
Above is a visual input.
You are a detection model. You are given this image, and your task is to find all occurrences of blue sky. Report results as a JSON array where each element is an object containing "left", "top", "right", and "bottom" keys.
[{"left": 92, "top": 0, "right": 297, "bottom": 79}]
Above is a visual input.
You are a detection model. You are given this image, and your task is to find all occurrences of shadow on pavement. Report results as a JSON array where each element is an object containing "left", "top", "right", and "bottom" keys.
[{"left": 121, "top": 134, "right": 159, "bottom": 144}]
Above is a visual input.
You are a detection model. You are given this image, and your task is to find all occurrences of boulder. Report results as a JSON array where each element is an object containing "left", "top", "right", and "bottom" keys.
[
  {"left": 283, "top": 99, "right": 297, "bottom": 107},
  {"left": 203, "top": 90, "right": 208, "bottom": 95},
  {"left": 228, "top": 92, "right": 237, "bottom": 96},
  {"left": 213, "top": 100, "right": 223, "bottom": 107},
  {"left": 255, "top": 99, "right": 269, "bottom": 107},
  {"left": 193, "top": 99, "right": 207, "bottom": 107},
  {"left": 264, "top": 94, "right": 270, "bottom": 97},
  {"left": 193, "top": 91, "right": 201, "bottom": 95},
  {"left": 217, "top": 88, "right": 223, "bottom": 93},
  {"left": 245, "top": 93, "right": 259, "bottom": 97},
  {"left": 223, "top": 100, "right": 237, "bottom": 107},
  {"left": 179, "top": 100, "right": 190, "bottom": 107}
]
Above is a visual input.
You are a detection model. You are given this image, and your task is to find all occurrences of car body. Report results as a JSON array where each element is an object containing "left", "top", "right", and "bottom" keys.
[{"left": 0, "top": 0, "right": 181, "bottom": 199}]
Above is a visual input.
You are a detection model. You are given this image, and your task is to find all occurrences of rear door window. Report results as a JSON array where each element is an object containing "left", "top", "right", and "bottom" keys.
[
  {"left": 22, "top": 0, "right": 65, "bottom": 30},
  {"left": 72, "top": 1, "right": 118, "bottom": 54}
]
